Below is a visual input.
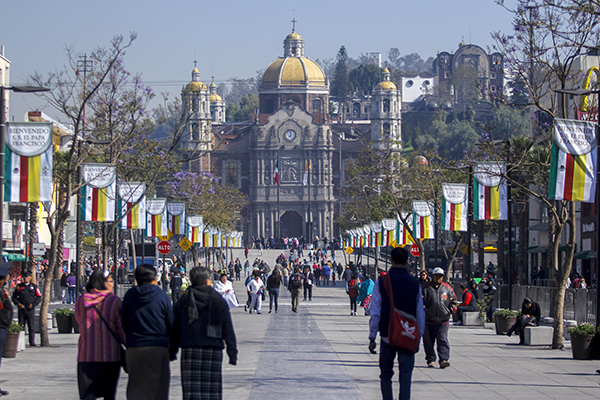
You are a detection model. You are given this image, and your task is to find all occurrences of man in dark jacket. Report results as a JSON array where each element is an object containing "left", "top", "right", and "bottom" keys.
[
  {"left": 12, "top": 271, "right": 41, "bottom": 346},
  {"left": 170, "top": 267, "right": 237, "bottom": 399},
  {"left": 507, "top": 297, "right": 541, "bottom": 344},
  {"left": 422, "top": 267, "right": 457, "bottom": 369},
  {"left": 482, "top": 269, "right": 497, "bottom": 322},
  {"left": 303, "top": 265, "right": 314, "bottom": 301},
  {"left": 368, "top": 247, "right": 425, "bottom": 400},
  {"left": 121, "top": 264, "right": 173, "bottom": 400},
  {"left": 170, "top": 270, "right": 183, "bottom": 303},
  {"left": 0, "top": 264, "right": 13, "bottom": 396}
]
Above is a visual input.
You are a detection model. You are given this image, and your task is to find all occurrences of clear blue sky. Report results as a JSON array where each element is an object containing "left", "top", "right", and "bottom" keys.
[{"left": 2, "top": 0, "right": 517, "bottom": 122}]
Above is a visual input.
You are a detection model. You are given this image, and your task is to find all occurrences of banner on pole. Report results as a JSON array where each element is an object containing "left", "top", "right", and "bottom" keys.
[
  {"left": 146, "top": 198, "right": 168, "bottom": 237},
  {"left": 167, "top": 202, "right": 186, "bottom": 235},
  {"left": 80, "top": 164, "right": 116, "bottom": 222},
  {"left": 118, "top": 183, "right": 146, "bottom": 230},
  {"left": 441, "top": 183, "right": 468, "bottom": 231},
  {"left": 473, "top": 162, "right": 507, "bottom": 220}
]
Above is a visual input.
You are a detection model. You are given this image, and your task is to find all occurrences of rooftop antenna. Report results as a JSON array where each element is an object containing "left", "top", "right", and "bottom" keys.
[
  {"left": 194, "top": 52, "right": 197, "bottom": 68},
  {"left": 469, "top": 25, "right": 472, "bottom": 44}
]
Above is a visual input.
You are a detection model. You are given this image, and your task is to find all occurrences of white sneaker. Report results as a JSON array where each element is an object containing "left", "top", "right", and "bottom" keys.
[{"left": 454, "top": 321, "right": 462, "bottom": 326}]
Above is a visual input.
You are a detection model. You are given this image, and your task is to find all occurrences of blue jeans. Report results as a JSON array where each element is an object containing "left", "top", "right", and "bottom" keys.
[
  {"left": 379, "top": 340, "right": 415, "bottom": 400},
  {"left": 269, "top": 288, "right": 279, "bottom": 312},
  {"left": 68, "top": 287, "right": 76, "bottom": 303},
  {"left": 423, "top": 323, "right": 450, "bottom": 363}
]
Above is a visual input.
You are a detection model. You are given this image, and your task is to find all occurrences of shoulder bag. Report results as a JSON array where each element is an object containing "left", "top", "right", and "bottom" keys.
[{"left": 382, "top": 274, "right": 420, "bottom": 353}]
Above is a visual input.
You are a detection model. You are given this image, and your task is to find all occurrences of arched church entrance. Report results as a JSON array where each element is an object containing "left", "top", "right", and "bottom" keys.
[{"left": 280, "top": 210, "right": 303, "bottom": 238}]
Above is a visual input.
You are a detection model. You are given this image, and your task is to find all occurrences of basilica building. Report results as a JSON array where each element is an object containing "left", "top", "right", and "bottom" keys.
[{"left": 179, "top": 29, "right": 401, "bottom": 242}]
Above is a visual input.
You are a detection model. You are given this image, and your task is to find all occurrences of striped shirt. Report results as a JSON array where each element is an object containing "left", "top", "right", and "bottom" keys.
[{"left": 75, "top": 291, "right": 126, "bottom": 362}]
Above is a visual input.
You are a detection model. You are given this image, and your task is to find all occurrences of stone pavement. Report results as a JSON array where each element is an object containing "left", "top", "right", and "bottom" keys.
[{"left": 1, "top": 248, "right": 598, "bottom": 399}]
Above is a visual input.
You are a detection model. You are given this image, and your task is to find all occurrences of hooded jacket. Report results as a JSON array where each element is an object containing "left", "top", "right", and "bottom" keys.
[
  {"left": 121, "top": 284, "right": 173, "bottom": 348},
  {"left": 169, "top": 285, "right": 237, "bottom": 365}
]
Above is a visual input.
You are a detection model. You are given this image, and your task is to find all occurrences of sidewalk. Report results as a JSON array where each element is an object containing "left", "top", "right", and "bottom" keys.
[{"left": 1, "top": 253, "right": 599, "bottom": 399}]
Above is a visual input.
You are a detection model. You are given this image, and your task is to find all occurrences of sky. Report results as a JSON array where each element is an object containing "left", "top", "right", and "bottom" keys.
[{"left": 1, "top": 0, "right": 518, "bottom": 123}]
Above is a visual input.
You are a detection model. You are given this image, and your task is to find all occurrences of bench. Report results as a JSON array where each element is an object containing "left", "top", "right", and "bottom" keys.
[
  {"left": 524, "top": 326, "right": 553, "bottom": 346},
  {"left": 462, "top": 311, "right": 481, "bottom": 326}
]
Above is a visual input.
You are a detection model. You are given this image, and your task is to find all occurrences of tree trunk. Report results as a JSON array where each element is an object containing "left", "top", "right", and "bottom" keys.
[
  {"left": 28, "top": 203, "right": 39, "bottom": 281},
  {"left": 55, "top": 223, "right": 65, "bottom": 279},
  {"left": 497, "top": 220, "right": 505, "bottom": 280},
  {"left": 551, "top": 202, "right": 576, "bottom": 349},
  {"left": 477, "top": 221, "right": 485, "bottom": 276},
  {"left": 444, "top": 233, "right": 463, "bottom": 282},
  {"left": 191, "top": 244, "right": 199, "bottom": 267},
  {"left": 415, "top": 240, "right": 426, "bottom": 272}
]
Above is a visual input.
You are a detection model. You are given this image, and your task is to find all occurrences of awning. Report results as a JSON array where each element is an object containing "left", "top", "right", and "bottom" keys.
[
  {"left": 2, "top": 252, "right": 27, "bottom": 262},
  {"left": 558, "top": 244, "right": 577, "bottom": 252},
  {"left": 574, "top": 250, "right": 597, "bottom": 260},
  {"left": 528, "top": 246, "right": 549, "bottom": 253}
]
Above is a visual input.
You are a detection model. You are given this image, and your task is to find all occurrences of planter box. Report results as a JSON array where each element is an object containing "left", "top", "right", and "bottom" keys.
[
  {"left": 495, "top": 316, "right": 517, "bottom": 335},
  {"left": 55, "top": 314, "right": 73, "bottom": 334},
  {"left": 3, "top": 332, "right": 20, "bottom": 358},
  {"left": 571, "top": 334, "right": 594, "bottom": 360}
]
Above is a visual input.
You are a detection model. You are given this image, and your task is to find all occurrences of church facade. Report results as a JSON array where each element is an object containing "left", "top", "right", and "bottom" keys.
[{"left": 179, "top": 29, "right": 401, "bottom": 243}]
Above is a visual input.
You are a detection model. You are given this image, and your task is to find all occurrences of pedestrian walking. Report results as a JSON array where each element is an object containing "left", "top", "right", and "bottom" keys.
[
  {"left": 170, "top": 270, "right": 183, "bottom": 303},
  {"left": 0, "top": 264, "right": 13, "bottom": 397},
  {"left": 347, "top": 273, "right": 360, "bottom": 315},
  {"left": 12, "top": 271, "right": 41, "bottom": 347},
  {"left": 170, "top": 267, "right": 237, "bottom": 400},
  {"left": 75, "top": 270, "right": 125, "bottom": 400},
  {"left": 288, "top": 267, "right": 303, "bottom": 313},
  {"left": 121, "top": 264, "right": 173, "bottom": 400},
  {"left": 357, "top": 274, "right": 374, "bottom": 316},
  {"left": 266, "top": 269, "right": 281, "bottom": 313},
  {"left": 247, "top": 273, "right": 264, "bottom": 314},
  {"left": 422, "top": 267, "right": 457, "bottom": 369},
  {"left": 368, "top": 247, "right": 425, "bottom": 400},
  {"left": 303, "top": 266, "right": 314, "bottom": 301}
]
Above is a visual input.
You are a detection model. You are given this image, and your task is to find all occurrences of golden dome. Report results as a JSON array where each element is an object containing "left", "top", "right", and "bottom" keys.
[
  {"left": 186, "top": 81, "right": 207, "bottom": 92},
  {"left": 210, "top": 82, "right": 216, "bottom": 88},
  {"left": 374, "top": 81, "right": 397, "bottom": 91},
  {"left": 210, "top": 93, "right": 223, "bottom": 102},
  {"left": 383, "top": 68, "right": 390, "bottom": 73},
  {"left": 286, "top": 31, "right": 303, "bottom": 40},
  {"left": 261, "top": 57, "right": 326, "bottom": 89}
]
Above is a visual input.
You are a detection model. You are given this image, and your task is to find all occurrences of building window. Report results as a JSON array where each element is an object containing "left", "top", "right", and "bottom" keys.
[
  {"left": 312, "top": 99, "right": 322, "bottom": 113},
  {"left": 383, "top": 99, "right": 390, "bottom": 112},
  {"left": 383, "top": 123, "right": 390, "bottom": 137},
  {"left": 490, "top": 85, "right": 497, "bottom": 92},
  {"left": 491, "top": 72, "right": 497, "bottom": 79},
  {"left": 444, "top": 71, "right": 450, "bottom": 79},
  {"left": 225, "top": 162, "right": 238, "bottom": 186}
]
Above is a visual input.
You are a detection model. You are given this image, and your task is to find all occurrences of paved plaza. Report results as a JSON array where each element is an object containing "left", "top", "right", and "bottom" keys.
[{"left": 1, "top": 248, "right": 599, "bottom": 399}]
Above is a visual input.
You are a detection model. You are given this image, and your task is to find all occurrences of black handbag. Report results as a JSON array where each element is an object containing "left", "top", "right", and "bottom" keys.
[{"left": 94, "top": 305, "right": 128, "bottom": 373}]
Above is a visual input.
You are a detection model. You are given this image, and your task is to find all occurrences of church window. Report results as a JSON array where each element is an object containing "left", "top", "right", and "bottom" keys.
[
  {"left": 490, "top": 85, "right": 497, "bottom": 92},
  {"left": 491, "top": 72, "right": 497, "bottom": 79},
  {"left": 444, "top": 71, "right": 450, "bottom": 79},
  {"left": 383, "top": 99, "right": 390, "bottom": 112},
  {"left": 225, "top": 162, "right": 239, "bottom": 186},
  {"left": 312, "top": 99, "right": 322, "bottom": 113},
  {"left": 291, "top": 46, "right": 296, "bottom": 56},
  {"left": 192, "top": 123, "right": 200, "bottom": 141},
  {"left": 383, "top": 123, "right": 390, "bottom": 137}
]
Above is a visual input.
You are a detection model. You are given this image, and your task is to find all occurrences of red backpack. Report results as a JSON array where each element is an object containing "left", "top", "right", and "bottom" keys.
[{"left": 382, "top": 274, "right": 420, "bottom": 352}]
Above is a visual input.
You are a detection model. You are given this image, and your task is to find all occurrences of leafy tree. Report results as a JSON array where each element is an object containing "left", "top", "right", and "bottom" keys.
[
  {"left": 30, "top": 34, "right": 188, "bottom": 346},
  {"left": 450, "top": 64, "right": 481, "bottom": 105},
  {"left": 331, "top": 46, "right": 351, "bottom": 116},
  {"left": 349, "top": 64, "right": 382, "bottom": 95},
  {"left": 226, "top": 93, "right": 258, "bottom": 122},
  {"left": 492, "top": 0, "right": 600, "bottom": 348}
]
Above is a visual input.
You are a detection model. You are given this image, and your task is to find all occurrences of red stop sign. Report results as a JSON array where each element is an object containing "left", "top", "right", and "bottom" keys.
[
  {"left": 158, "top": 241, "right": 172, "bottom": 255},
  {"left": 410, "top": 244, "right": 420, "bottom": 257}
]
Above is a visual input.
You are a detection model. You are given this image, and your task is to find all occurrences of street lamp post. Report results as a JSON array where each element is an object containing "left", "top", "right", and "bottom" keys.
[{"left": 0, "top": 85, "right": 50, "bottom": 255}]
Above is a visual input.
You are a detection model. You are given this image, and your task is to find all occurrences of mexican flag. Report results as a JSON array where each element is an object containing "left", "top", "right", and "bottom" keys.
[
  {"left": 473, "top": 162, "right": 507, "bottom": 220},
  {"left": 118, "top": 183, "right": 146, "bottom": 230},
  {"left": 146, "top": 198, "right": 168, "bottom": 237},
  {"left": 274, "top": 160, "right": 281, "bottom": 186},
  {"left": 413, "top": 201, "right": 434, "bottom": 239},
  {"left": 549, "top": 118, "right": 597, "bottom": 203},
  {"left": 441, "top": 183, "right": 468, "bottom": 231},
  {"left": 4, "top": 122, "right": 53, "bottom": 203}
]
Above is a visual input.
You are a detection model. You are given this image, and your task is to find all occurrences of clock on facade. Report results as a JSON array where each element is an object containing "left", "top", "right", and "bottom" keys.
[{"left": 284, "top": 129, "right": 296, "bottom": 141}]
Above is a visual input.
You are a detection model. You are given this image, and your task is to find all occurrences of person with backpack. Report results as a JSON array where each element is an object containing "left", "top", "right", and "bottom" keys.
[
  {"left": 288, "top": 267, "right": 303, "bottom": 313},
  {"left": 170, "top": 271, "right": 183, "bottom": 304},
  {"left": 368, "top": 247, "right": 425, "bottom": 400},
  {"left": 347, "top": 273, "right": 360, "bottom": 315},
  {"left": 454, "top": 283, "right": 478, "bottom": 325}
]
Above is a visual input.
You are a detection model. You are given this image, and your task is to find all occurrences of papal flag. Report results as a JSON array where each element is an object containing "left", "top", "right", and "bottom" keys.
[
  {"left": 549, "top": 118, "right": 597, "bottom": 203},
  {"left": 167, "top": 202, "right": 186, "bottom": 235},
  {"left": 187, "top": 215, "right": 203, "bottom": 243},
  {"left": 413, "top": 201, "right": 434, "bottom": 239},
  {"left": 80, "top": 164, "right": 116, "bottom": 222},
  {"left": 473, "top": 162, "right": 507, "bottom": 220},
  {"left": 397, "top": 213, "right": 414, "bottom": 245},
  {"left": 201, "top": 225, "right": 212, "bottom": 248},
  {"left": 4, "top": 122, "right": 53, "bottom": 203},
  {"left": 118, "top": 183, "right": 146, "bottom": 230},
  {"left": 371, "top": 222, "right": 383, "bottom": 247},
  {"left": 146, "top": 198, "right": 168, "bottom": 237},
  {"left": 363, "top": 225, "right": 372, "bottom": 248},
  {"left": 441, "top": 183, "right": 468, "bottom": 231},
  {"left": 303, "top": 157, "right": 310, "bottom": 186}
]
